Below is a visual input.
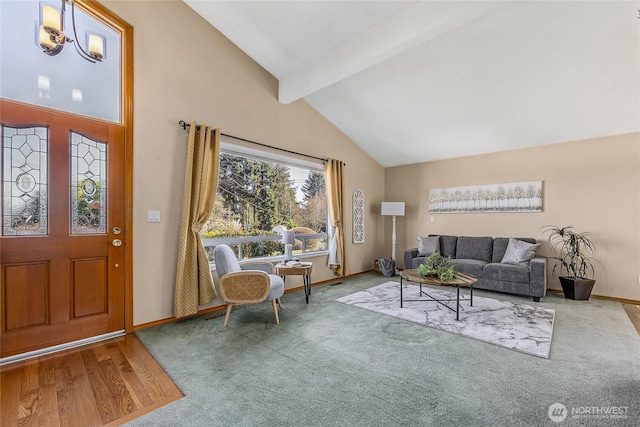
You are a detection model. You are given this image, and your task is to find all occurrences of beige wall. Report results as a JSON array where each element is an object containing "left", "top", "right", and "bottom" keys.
[
  {"left": 101, "top": 0, "right": 638, "bottom": 326},
  {"left": 102, "top": 1, "right": 386, "bottom": 325},
  {"left": 385, "top": 133, "right": 640, "bottom": 301}
]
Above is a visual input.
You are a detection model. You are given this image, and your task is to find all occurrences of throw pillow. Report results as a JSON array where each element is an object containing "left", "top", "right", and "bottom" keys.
[
  {"left": 501, "top": 238, "right": 541, "bottom": 266},
  {"left": 417, "top": 236, "right": 440, "bottom": 256}
]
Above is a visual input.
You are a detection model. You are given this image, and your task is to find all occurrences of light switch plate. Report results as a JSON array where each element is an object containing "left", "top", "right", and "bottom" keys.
[{"left": 147, "top": 210, "right": 160, "bottom": 223}]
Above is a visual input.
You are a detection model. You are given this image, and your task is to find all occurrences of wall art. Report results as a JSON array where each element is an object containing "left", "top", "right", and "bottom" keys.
[
  {"left": 352, "top": 189, "right": 365, "bottom": 243},
  {"left": 429, "top": 181, "right": 543, "bottom": 213}
]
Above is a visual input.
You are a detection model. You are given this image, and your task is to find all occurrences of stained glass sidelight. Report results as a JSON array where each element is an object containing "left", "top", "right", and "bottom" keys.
[
  {"left": 70, "top": 132, "right": 107, "bottom": 234},
  {"left": 2, "top": 125, "right": 48, "bottom": 236}
]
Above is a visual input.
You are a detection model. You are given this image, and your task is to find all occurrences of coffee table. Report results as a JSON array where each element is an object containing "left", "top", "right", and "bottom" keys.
[{"left": 400, "top": 269, "right": 478, "bottom": 320}]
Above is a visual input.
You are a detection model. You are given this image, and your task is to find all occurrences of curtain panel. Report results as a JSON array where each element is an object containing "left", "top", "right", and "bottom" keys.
[
  {"left": 174, "top": 123, "right": 220, "bottom": 318},
  {"left": 325, "top": 158, "right": 350, "bottom": 276}
]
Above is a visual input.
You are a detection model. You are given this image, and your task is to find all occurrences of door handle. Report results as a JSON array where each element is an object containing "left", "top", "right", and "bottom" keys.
[{"left": 112, "top": 239, "right": 122, "bottom": 247}]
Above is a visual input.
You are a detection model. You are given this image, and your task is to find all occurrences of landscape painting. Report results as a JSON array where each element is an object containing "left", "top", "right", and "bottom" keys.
[{"left": 429, "top": 181, "right": 543, "bottom": 213}]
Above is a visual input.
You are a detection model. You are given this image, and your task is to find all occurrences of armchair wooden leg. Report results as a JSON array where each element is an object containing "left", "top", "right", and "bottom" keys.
[
  {"left": 223, "top": 304, "right": 233, "bottom": 327},
  {"left": 277, "top": 298, "right": 283, "bottom": 309},
  {"left": 271, "top": 300, "right": 280, "bottom": 325}
]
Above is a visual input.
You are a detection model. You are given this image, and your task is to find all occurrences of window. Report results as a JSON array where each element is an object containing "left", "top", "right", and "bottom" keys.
[
  {"left": 0, "top": 1, "right": 122, "bottom": 123},
  {"left": 202, "top": 142, "right": 328, "bottom": 262}
]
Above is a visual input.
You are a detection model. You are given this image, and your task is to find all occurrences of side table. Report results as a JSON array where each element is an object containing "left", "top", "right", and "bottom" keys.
[{"left": 275, "top": 263, "right": 313, "bottom": 303}]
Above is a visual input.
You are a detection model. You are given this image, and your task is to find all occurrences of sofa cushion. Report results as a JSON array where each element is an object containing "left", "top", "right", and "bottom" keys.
[
  {"left": 483, "top": 263, "right": 530, "bottom": 283},
  {"left": 417, "top": 236, "right": 440, "bottom": 256},
  {"left": 456, "top": 236, "right": 493, "bottom": 263},
  {"left": 492, "top": 237, "right": 537, "bottom": 262},
  {"left": 501, "top": 238, "right": 541, "bottom": 266},
  {"left": 451, "top": 259, "right": 486, "bottom": 278},
  {"left": 433, "top": 235, "right": 458, "bottom": 259},
  {"left": 411, "top": 256, "right": 427, "bottom": 269}
]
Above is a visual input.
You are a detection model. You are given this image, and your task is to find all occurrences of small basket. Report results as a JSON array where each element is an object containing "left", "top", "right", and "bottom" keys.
[{"left": 373, "top": 259, "right": 383, "bottom": 275}]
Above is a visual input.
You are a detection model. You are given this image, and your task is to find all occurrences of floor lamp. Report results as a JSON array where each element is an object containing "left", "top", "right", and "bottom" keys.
[{"left": 381, "top": 202, "right": 405, "bottom": 262}]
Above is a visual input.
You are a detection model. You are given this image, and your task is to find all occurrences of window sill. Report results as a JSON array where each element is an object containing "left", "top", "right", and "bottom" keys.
[{"left": 210, "top": 250, "right": 329, "bottom": 271}]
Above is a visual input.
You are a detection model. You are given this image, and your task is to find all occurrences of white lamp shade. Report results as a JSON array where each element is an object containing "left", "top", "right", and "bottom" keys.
[
  {"left": 282, "top": 230, "right": 295, "bottom": 245},
  {"left": 381, "top": 202, "right": 405, "bottom": 216},
  {"left": 38, "top": 25, "right": 56, "bottom": 49},
  {"left": 40, "top": 4, "right": 61, "bottom": 35},
  {"left": 87, "top": 32, "right": 105, "bottom": 60}
]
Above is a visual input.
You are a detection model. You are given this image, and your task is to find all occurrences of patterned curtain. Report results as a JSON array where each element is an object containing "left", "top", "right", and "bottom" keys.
[
  {"left": 174, "top": 123, "right": 220, "bottom": 318},
  {"left": 325, "top": 158, "right": 350, "bottom": 276}
]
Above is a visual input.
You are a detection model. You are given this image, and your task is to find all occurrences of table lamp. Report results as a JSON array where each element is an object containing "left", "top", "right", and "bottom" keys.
[{"left": 282, "top": 230, "right": 295, "bottom": 262}]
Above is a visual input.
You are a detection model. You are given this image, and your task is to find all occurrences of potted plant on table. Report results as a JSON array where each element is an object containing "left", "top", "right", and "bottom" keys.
[
  {"left": 543, "top": 225, "right": 597, "bottom": 300},
  {"left": 418, "top": 253, "right": 456, "bottom": 281}
]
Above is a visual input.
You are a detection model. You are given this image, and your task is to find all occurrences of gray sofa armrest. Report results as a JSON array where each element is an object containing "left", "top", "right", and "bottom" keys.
[
  {"left": 529, "top": 257, "right": 547, "bottom": 298},
  {"left": 404, "top": 248, "right": 419, "bottom": 270}
]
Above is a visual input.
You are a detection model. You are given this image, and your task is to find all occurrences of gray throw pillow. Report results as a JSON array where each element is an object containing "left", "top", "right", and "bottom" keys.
[
  {"left": 417, "top": 236, "right": 440, "bottom": 256},
  {"left": 501, "top": 238, "right": 541, "bottom": 266}
]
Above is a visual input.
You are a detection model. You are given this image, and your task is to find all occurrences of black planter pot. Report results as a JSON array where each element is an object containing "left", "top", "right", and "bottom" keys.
[{"left": 559, "top": 276, "right": 595, "bottom": 300}]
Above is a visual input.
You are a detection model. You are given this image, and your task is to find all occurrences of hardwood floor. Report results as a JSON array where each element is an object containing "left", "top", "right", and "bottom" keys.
[
  {"left": 1, "top": 333, "right": 183, "bottom": 427},
  {"left": 622, "top": 303, "right": 640, "bottom": 335}
]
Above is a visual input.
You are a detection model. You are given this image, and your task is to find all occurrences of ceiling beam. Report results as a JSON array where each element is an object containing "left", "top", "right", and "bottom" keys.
[{"left": 278, "top": 1, "right": 507, "bottom": 104}]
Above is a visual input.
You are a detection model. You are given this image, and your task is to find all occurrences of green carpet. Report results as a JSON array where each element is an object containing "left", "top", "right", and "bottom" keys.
[{"left": 128, "top": 273, "right": 640, "bottom": 426}]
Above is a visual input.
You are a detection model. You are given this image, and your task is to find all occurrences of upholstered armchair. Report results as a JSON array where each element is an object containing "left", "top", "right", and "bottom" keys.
[{"left": 214, "top": 244, "right": 285, "bottom": 327}]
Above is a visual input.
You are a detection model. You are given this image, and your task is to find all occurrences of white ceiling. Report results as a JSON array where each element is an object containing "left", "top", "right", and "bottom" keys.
[{"left": 184, "top": 1, "right": 640, "bottom": 167}]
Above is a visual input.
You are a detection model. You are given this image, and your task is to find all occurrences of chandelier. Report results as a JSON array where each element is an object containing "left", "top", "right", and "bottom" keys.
[{"left": 37, "top": 0, "right": 105, "bottom": 63}]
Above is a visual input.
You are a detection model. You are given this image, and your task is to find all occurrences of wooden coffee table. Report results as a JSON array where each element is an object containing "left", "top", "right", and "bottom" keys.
[{"left": 400, "top": 269, "right": 478, "bottom": 320}]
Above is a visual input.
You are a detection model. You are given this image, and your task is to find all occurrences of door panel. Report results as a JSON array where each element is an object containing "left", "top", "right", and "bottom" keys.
[
  {"left": 72, "top": 257, "right": 108, "bottom": 318},
  {"left": 3, "top": 262, "right": 49, "bottom": 330},
  {"left": 1, "top": 99, "right": 125, "bottom": 358}
]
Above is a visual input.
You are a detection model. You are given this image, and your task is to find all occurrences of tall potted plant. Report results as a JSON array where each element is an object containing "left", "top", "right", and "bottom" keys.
[{"left": 543, "top": 225, "right": 597, "bottom": 300}]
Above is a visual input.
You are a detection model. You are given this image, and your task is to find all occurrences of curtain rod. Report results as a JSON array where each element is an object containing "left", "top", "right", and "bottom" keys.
[{"left": 178, "top": 120, "right": 335, "bottom": 164}]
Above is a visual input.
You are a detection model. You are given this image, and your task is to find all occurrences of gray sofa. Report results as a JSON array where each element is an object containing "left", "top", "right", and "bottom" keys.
[{"left": 403, "top": 235, "right": 546, "bottom": 301}]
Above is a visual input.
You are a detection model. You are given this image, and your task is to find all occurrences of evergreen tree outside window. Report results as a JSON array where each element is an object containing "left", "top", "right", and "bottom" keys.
[{"left": 203, "top": 148, "right": 328, "bottom": 261}]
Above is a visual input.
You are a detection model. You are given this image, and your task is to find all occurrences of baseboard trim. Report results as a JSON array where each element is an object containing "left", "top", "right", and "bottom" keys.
[
  {"left": 134, "top": 271, "right": 372, "bottom": 331},
  {"left": 546, "top": 288, "right": 640, "bottom": 305},
  {"left": 136, "top": 272, "right": 639, "bottom": 331}
]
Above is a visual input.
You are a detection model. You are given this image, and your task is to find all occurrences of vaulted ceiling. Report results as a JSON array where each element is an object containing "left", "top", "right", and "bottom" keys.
[{"left": 184, "top": 1, "right": 640, "bottom": 167}]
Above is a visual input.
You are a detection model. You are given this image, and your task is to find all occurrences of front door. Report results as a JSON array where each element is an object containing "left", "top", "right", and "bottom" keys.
[{"left": 1, "top": 99, "right": 126, "bottom": 358}]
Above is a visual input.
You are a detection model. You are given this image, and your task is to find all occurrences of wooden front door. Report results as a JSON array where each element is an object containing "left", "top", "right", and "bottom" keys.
[{"left": 1, "top": 100, "right": 126, "bottom": 358}]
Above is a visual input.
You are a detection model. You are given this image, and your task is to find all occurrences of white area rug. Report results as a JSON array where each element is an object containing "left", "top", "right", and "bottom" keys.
[{"left": 336, "top": 281, "right": 555, "bottom": 358}]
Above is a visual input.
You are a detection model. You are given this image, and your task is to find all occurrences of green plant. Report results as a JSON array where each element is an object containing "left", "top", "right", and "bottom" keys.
[
  {"left": 418, "top": 253, "right": 456, "bottom": 281},
  {"left": 542, "top": 225, "right": 596, "bottom": 279},
  {"left": 438, "top": 266, "right": 456, "bottom": 281}
]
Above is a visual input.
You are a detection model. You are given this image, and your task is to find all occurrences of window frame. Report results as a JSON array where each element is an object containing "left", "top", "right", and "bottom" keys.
[{"left": 204, "top": 140, "right": 329, "bottom": 268}]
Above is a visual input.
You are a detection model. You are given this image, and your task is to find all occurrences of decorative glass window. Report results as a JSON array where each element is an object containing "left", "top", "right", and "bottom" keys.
[
  {"left": 70, "top": 132, "right": 107, "bottom": 234},
  {"left": 2, "top": 125, "right": 49, "bottom": 236}
]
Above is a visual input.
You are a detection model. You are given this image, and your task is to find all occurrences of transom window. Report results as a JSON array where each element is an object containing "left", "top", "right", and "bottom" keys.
[{"left": 0, "top": 1, "right": 121, "bottom": 123}]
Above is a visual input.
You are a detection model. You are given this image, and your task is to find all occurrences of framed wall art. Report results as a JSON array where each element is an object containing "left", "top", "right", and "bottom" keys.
[
  {"left": 352, "top": 189, "right": 365, "bottom": 243},
  {"left": 429, "top": 181, "right": 543, "bottom": 213}
]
